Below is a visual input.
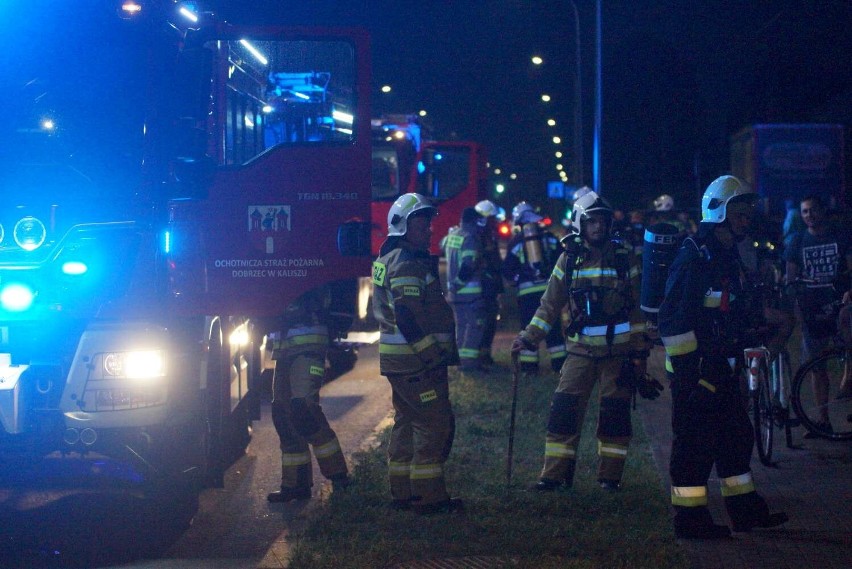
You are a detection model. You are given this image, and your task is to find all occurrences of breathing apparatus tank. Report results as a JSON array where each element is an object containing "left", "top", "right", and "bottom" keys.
[
  {"left": 640, "top": 222, "right": 681, "bottom": 323},
  {"left": 521, "top": 222, "right": 544, "bottom": 269}
]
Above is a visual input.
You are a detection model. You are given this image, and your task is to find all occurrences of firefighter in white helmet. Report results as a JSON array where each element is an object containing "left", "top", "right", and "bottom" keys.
[
  {"left": 373, "top": 193, "right": 462, "bottom": 514},
  {"left": 658, "top": 175, "right": 787, "bottom": 538},
  {"left": 512, "top": 191, "right": 656, "bottom": 493},
  {"left": 474, "top": 200, "right": 505, "bottom": 368},
  {"left": 503, "top": 202, "right": 566, "bottom": 374}
]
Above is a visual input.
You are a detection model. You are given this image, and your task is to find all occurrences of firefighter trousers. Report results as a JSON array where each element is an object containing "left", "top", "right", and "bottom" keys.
[
  {"left": 386, "top": 365, "right": 455, "bottom": 506},
  {"left": 518, "top": 292, "right": 567, "bottom": 373},
  {"left": 479, "top": 295, "right": 500, "bottom": 362},
  {"left": 452, "top": 299, "right": 487, "bottom": 369},
  {"left": 540, "top": 353, "right": 632, "bottom": 483},
  {"left": 271, "top": 352, "right": 348, "bottom": 489},
  {"left": 669, "top": 357, "right": 755, "bottom": 509}
]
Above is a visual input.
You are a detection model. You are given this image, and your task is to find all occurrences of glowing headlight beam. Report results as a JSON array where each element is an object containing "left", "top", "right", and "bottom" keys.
[
  {"left": 239, "top": 40, "right": 268, "bottom": 66},
  {"left": 179, "top": 6, "right": 199, "bottom": 23},
  {"left": 0, "top": 283, "right": 35, "bottom": 312},
  {"left": 104, "top": 350, "right": 166, "bottom": 379},
  {"left": 61, "top": 262, "right": 88, "bottom": 276},
  {"left": 332, "top": 110, "right": 354, "bottom": 125}
]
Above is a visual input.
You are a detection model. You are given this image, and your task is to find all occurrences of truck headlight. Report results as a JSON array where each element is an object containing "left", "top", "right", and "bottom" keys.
[
  {"left": 14, "top": 216, "right": 47, "bottom": 251},
  {"left": 103, "top": 350, "right": 166, "bottom": 379}
]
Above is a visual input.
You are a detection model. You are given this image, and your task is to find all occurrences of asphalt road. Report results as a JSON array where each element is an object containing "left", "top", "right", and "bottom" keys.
[{"left": 0, "top": 341, "right": 390, "bottom": 569}]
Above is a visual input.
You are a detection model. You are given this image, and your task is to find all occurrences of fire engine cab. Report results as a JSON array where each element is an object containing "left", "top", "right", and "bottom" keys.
[{"left": 0, "top": 2, "right": 371, "bottom": 487}]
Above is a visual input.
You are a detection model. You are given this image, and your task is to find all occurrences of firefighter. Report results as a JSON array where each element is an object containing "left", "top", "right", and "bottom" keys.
[
  {"left": 373, "top": 193, "right": 463, "bottom": 514},
  {"left": 475, "top": 199, "right": 506, "bottom": 368},
  {"left": 512, "top": 191, "right": 657, "bottom": 492},
  {"left": 444, "top": 206, "right": 488, "bottom": 371},
  {"left": 658, "top": 175, "right": 788, "bottom": 538},
  {"left": 502, "top": 202, "right": 566, "bottom": 374},
  {"left": 267, "top": 286, "right": 350, "bottom": 502}
]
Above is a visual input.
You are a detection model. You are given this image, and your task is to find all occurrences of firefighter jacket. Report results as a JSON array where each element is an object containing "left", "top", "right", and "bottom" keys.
[
  {"left": 520, "top": 239, "right": 650, "bottom": 358},
  {"left": 373, "top": 238, "right": 459, "bottom": 376},
  {"left": 502, "top": 229, "right": 562, "bottom": 299},
  {"left": 444, "top": 220, "right": 484, "bottom": 303},
  {"left": 658, "top": 233, "right": 759, "bottom": 375},
  {"left": 272, "top": 287, "right": 331, "bottom": 360},
  {"left": 481, "top": 233, "right": 505, "bottom": 299}
]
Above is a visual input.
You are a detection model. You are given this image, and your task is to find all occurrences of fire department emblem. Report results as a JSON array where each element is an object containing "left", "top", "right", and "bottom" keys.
[{"left": 248, "top": 205, "right": 291, "bottom": 232}]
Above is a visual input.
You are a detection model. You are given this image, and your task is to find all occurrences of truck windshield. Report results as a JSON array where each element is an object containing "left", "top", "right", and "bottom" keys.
[
  {"left": 222, "top": 38, "right": 357, "bottom": 165},
  {"left": 0, "top": 5, "right": 146, "bottom": 208}
]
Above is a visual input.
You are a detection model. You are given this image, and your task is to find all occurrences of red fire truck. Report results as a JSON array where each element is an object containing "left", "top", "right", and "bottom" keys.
[
  {"left": 0, "top": 2, "right": 371, "bottom": 487},
  {"left": 371, "top": 117, "right": 489, "bottom": 255}
]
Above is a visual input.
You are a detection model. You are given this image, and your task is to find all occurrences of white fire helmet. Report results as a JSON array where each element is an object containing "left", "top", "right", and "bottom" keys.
[
  {"left": 570, "top": 190, "right": 613, "bottom": 234},
  {"left": 475, "top": 200, "right": 505, "bottom": 223},
  {"left": 701, "top": 175, "right": 756, "bottom": 224},
  {"left": 653, "top": 194, "right": 675, "bottom": 212},
  {"left": 572, "top": 185, "right": 593, "bottom": 202},
  {"left": 512, "top": 202, "right": 543, "bottom": 226},
  {"left": 387, "top": 193, "right": 437, "bottom": 236}
]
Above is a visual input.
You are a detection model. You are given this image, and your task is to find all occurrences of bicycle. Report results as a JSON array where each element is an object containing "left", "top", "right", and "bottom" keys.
[
  {"left": 790, "top": 302, "right": 852, "bottom": 441},
  {"left": 744, "top": 345, "right": 795, "bottom": 465}
]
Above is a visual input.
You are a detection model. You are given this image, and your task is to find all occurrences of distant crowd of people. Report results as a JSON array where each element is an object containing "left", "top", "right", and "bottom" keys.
[{"left": 265, "top": 177, "right": 851, "bottom": 539}]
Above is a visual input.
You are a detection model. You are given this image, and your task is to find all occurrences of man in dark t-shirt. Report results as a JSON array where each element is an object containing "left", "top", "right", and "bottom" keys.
[{"left": 784, "top": 194, "right": 852, "bottom": 434}]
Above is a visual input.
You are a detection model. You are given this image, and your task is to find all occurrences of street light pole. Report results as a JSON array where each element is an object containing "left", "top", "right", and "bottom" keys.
[
  {"left": 569, "top": 1, "right": 584, "bottom": 188},
  {"left": 593, "top": 0, "right": 602, "bottom": 194}
]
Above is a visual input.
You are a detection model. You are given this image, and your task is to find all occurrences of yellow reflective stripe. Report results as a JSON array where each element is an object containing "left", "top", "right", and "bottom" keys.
[
  {"left": 459, "top": 348, "right": 480, "bottom": 358},
  {"left": 661, "top": 331, "right": 698, "bottom": 356},
  {"left": 278, "top": 334, "right": 328, "bottom": 348},
  {"left": 581, "top": 322, "right": 630, "bottom": 336},
  {"left": 530, "top": 316, "right": 551, "bottom": 333},
  {"left": 285, "top": 325, "right": 328, "bottom": 337},
  {"left": 519, "top": 353, "right": 539, "bottom": 363},
  {"left": 391, "top": 276, "right": 424, "bottom": 287},
  {"left": 575, "top": 267, "right": 618, "bottom": 279},
  {"left": 571, "top": 333, "right": 631, "bottom": 346},
  {"left": 389, "top": 461, "right": 411, "bottom": 476},
  {"left": 703, "top": 291, "right": 722, "bottom": 308},
  {"left": 598, "top": 441, "right": 628, "bottom": 458},
  {"left": 518, "top": 282, "right": 547, "bottom": 296},
  {"left": 313, "top": 438, "right": 342, "bottom": 458},
  {"left": 545, "top": 442, "right": 575, "bottom": 458},
  {"left": 410, "top": 464, "right": 444, "bottom": 480},
  {"left": 281, "top": 451, "right": 311, "bottom": 466},
  {"left": 671, "top": 486, "right": 708, "bottom": 507},
  {"left": 720, "top": 473, "right": 755, "bottom": 497},
  {"left": 698, "top": 379, "right": 716, "bottom": 393},
  {"left": 552, "top": 266, "right": 565, "bottom": 280},
  {"left": 628, "top": 265, "right": 641, "bottom": 279},
  {"left": 665, "top": 355, "right": 674, "bottom": 373},
  {"left": 456, "top": 283, "right": 483, "bottom": 294},
  {"left": 631, "top": 322, "right": 647, "bottom": 333},
  {"left": 413, "top": 335, "right": 437, "bottom": 353}
]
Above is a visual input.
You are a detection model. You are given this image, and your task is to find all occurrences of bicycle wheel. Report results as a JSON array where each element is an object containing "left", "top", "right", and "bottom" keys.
[
  {"left": 771, "top": 351, "right": 795, "bottom": 448},
  {"left": 752, "top": 357, "right": 774, "bottom": 465},
  {"left": 792, "top": 348, "right": 852, "bottom": 441}
]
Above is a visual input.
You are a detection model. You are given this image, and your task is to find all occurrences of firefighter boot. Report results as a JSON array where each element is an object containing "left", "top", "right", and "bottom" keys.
[
  {"left": 534, "top": 468, "right": 574, "bottom": 492},
  {"left": 267, "top": 486, "right": 312, "bottom": 502},
  {"left": 725, "top": 492, "right": 788, "bottom": 533},
  {"left": 673, "top": 506, "right": 731, "bottom": 539}
]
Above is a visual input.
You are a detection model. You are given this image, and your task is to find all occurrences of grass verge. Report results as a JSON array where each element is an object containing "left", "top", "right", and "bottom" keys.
[{"left": 287, "top": 350, "right": 690, "bottom": 569}]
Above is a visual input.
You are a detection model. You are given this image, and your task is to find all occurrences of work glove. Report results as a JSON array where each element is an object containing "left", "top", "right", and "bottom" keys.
[
  {"left": 616, "top": 359, "right": 663, "bottom": 400},
  {"left": 511, "top": 333, "right": 536, "bottom": 355},
  {"left": 635, "top": 373, "right": 664, "bottom": 400}
]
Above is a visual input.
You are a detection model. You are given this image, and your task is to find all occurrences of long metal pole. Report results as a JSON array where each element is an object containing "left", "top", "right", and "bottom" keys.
[
  {"left": 593, "top": 0, "right": 602, "bottom": 194},
  {"left": 570, "top": 1, "right": 584, "bottom": 187}
]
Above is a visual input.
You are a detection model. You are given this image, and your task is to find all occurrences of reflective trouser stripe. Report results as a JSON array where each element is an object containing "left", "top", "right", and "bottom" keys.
[
  {"left": 519, "top": 350, "right": 539, "bottom": 363},
  {"left": 545, "top": 442, "right": 575, "bottom": 458},
  {"left": 281, "top": 451, "right": 311, "bottom": 466},
  {"left": 459, "top": 348, "right": 480, "bottom": 359},
  {"left": 313, "top": 438, "right": 342, "bottom": 459},
  {"left": 598, "top": 441, "right": 628, "bottom": 459},
  {"left": 389, "top": 461, "right": 411, "bottom": 476},
  {"left": 671, "top": 485, "right": 708, "bottom": 507},
  {"left": 410, "top": 463, "right": 444, "bottom": 480},
  {"left": 720, "top": 472, "right": 755, "bottom": 497}
]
